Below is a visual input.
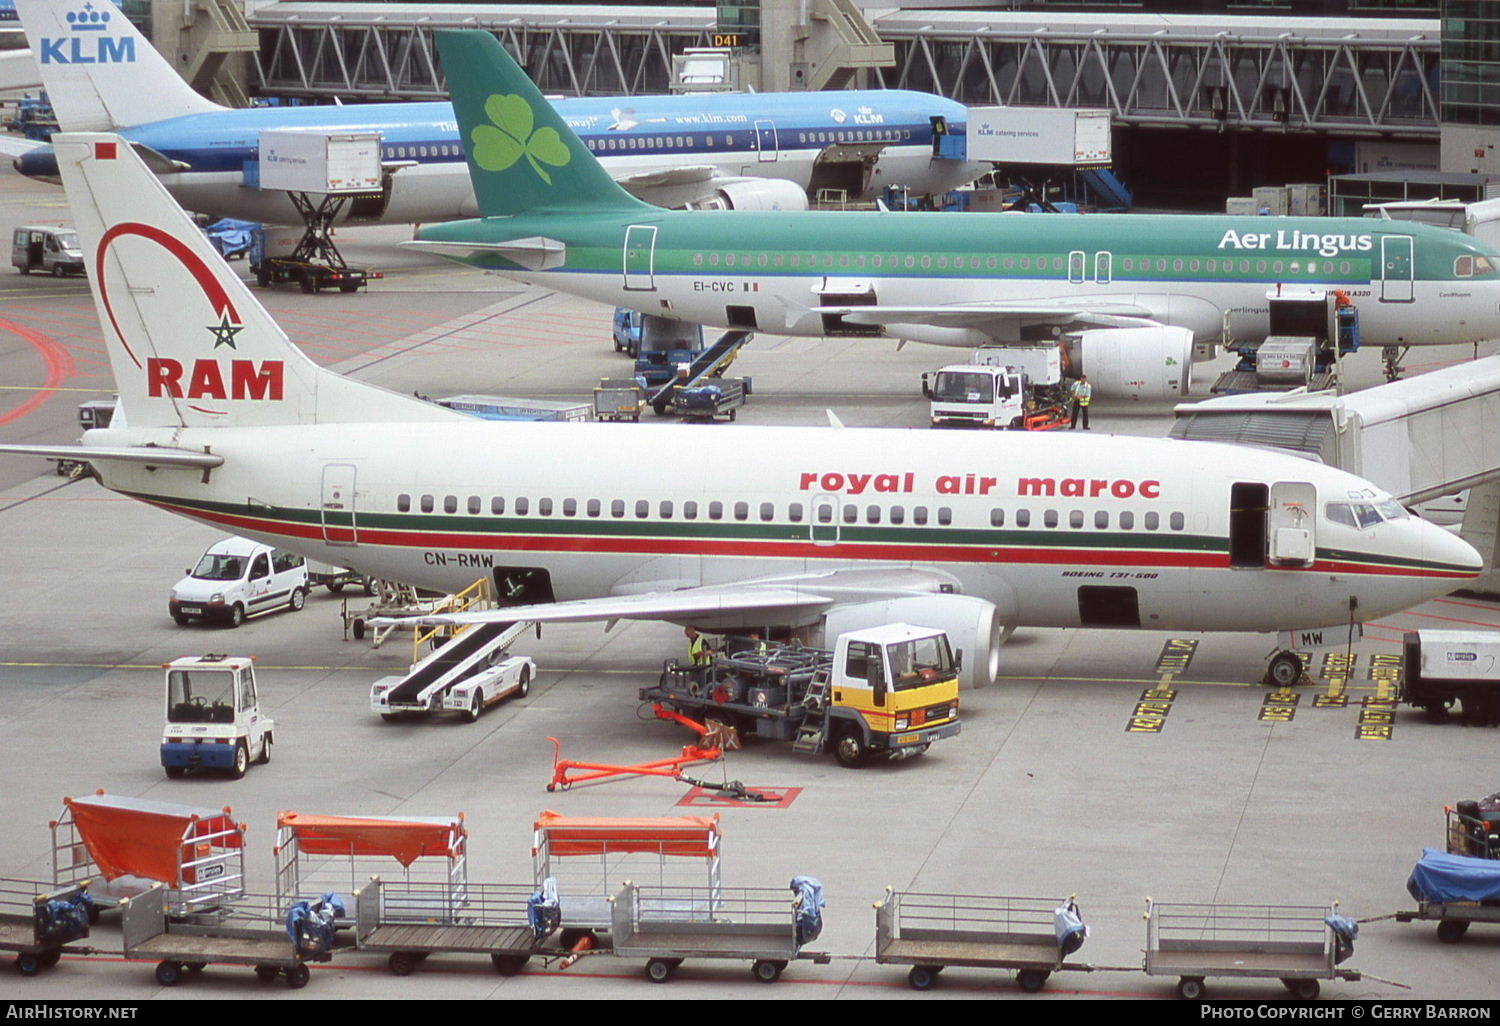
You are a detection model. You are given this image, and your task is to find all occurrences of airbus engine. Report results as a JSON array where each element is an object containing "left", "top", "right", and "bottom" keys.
[
  {"left": 712, "top": 178, "right": 811, "bottom": 212},
  {"left": 818, "top": 594, "right": 1006, "bottom": 690},
  {"left": 1062, "top": 325, "right": 1195, "bottom": 400}
]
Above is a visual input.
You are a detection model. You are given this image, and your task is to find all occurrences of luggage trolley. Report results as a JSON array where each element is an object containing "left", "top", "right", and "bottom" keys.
[
  {"left": 1143, "top": 899, "right": 1360, "bottom": 1000},
  {"left": 532, "top": 811, "right": 722, "bottom": 942},
  {"left": 352, "top": 877, "right": 552, "bottom": 976},
  {"left": 0, "top": 878, "right": 92, "bottom": 976},
  {"left": 873, "top": 888, "right": 1093, "bottom": 992},
  {"left": 610, "top": 881, "right": 829, "bottom": 984},
  {"left": 121, "top": 884, "right": 333, "bottom": 989},
  {"left": 274, "top": 811, "right": 467, "bottom": 921},
  {"left": 1396, "top": 847, "right": 1500, "bottom": 943},
  {"left": 50, "top": 792, "right": 246, "bottom": 918}
]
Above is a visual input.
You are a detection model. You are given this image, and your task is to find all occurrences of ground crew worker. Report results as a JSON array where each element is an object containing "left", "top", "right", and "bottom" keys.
[
  {"left": 1070, "top": 374, "right": 1092, "bottom": 430},
  {"left": 686, "top": 627, "right": 715, "bottom": 683}
]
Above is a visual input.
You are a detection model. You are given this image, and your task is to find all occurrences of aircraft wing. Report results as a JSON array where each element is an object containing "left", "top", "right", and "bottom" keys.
[
  {"left": 612, "top": 164, "right": 718, "bottom": 191},
  {"left": 828, "top": 299, "right": 1160, "bottom": 340},
  {"left": 382, "top": 567, "right": 961, "bottom": 632},
  {"left": 0, "top": 443, "right": 224, "bottom": 469}
]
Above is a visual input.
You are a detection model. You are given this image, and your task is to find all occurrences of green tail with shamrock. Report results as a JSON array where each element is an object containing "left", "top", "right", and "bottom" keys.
[{"left": 435, "top": 29, "right": 649, "bottom": 217}]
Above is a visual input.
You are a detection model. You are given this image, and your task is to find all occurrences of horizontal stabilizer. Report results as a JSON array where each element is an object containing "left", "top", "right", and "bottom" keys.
[
  {"left": 403, "top": 236, "right": 566, "bottom": 271},
  {"left": 0, "top": 444, "right": 224, "bottom": 469}
]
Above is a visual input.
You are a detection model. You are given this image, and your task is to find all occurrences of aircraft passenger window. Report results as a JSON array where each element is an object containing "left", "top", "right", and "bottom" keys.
[
  {"left": 660, "top": 500, "right": 674, "bottom": 518},
  {"left": 1044, "top": 510, "right": 1059, "bottom": 528},
  {"left": 1095, "top": 511, "right": 1109, "bottom": 529},
  {"left": 789, "top": 503, "right": 803, "bottom": 522},
  {"left": 631, "top": 500, "right": 645, "bottom": 518},
  {"left": 726, "top": 254, "right": 736, "bottom": 267},
  {"left": 492, "top": 497, "right": 505, "bottom": 515},
  {"left": 587, "top": 499, "right": 603, "bottom": 517},
  {"left": 443, "top": 495, "right": 457, "bottom": 514},
  {"left": 759, "top": 502, "right": 774, "bottom": 522},
  {"left": 398, "top": 494, "right": 411, "bottom": 513},
  {"left": 1206, "top": 259, "right": 1217, "bottom": 272},
  {"left": 709, "top": 501, "right": 724, "bottom": 520},
  {"left": 1255, "top": 261, "right": 1267, "bottom": 274},
  {"left": 866, "top": 505, "right": 881, "bottom": 524},
  {"left": 843, "top": 505, "right": 858, "bottom": 524},
  {"left": 1120, "top": 511, "right": 1134, "bottom": 530},
  {"left": 734, "top": 502, "right": 749, "bottom": 521},
  {"left": 913, "top": 507, "right": 929, "bottom": 525},
  {"left": 515, "top": 497, "right": 529, "bottom": 515},
  {"left": 987, "top": 257, "right": 998, "bottom": 270},
  {"left": 1172, "top": 259, "right": 1183, "bottom": 272},
  {"left": 816, "top": 504, "right": 832, "bottom": 524},
  {"left": 1070, "top": 510, "right": 1084, "bottom": 528},
  {"left": 709, "top": 253, "right": 720, "bottom": 266},
  {"left": 1144, "top": 512, "right": 1160, "bottom": 530},
  {"left": 562, "top": 498, "right": 577, "bottom": 517},
  {"left": 1016, "top": 509, "right": 1031, "bottom": 528},
  {"left": 468, "top": 496, "right": 481, "bottom": 515},
  {"left": 990, "top": 508, "right": 1005, "bottom": 527},
  {"left": 937, "top": 507, "right": 953, "bottom": 526},
  {"left": 539, "top": 498, "right": 553, "bottom": 516},
  {"left": 684, "top": 501, "right": 698, "bottom": 520},
  {"left": 693, "top": 253, "right": 703, "bottom": 266},
  {"left": 421, "top": 494, "right": 434, "bottom": 513},
  {"left": 890, "top": 506, "right": 904, "bottom": 524},
  {"left": 1170, "top": 512, "right": 1185, "bottom": 531}
]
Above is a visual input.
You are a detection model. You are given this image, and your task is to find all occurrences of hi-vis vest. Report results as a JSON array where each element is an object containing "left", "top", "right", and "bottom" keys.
[{"left": 1073, "top": 380, "right": 1093, "bottom": 405}]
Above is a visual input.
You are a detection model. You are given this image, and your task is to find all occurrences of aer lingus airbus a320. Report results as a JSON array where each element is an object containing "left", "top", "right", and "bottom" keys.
[
  {"left": 413, "top": 30, "right": 1500, "bottom": 400},
  {"left": 0, "top": 132, "right": 1482, "bottom": 689}
]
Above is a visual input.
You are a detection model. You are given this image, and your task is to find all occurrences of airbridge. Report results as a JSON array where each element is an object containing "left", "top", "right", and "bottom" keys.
[{"left": 1171, "top": 356, "right": 1500, "bottom": 593}]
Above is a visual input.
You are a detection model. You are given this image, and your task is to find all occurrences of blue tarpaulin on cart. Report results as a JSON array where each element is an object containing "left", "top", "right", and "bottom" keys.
[
  {"left": 791, "top": 876, "right": 824, "bottom": 946},
  {"left": 1406, "top": 848, "right": 1500, "bottom": 903}
]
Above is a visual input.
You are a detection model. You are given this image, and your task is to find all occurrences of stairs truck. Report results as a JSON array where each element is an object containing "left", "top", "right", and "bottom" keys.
[
  {"left": 922, "top": 346, "right": 1071, "bottom": 430},
  {"left": 642, "top": 624, "right": 961, "bottom": 767}
]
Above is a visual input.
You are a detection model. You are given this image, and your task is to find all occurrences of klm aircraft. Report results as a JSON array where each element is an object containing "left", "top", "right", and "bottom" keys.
[
  {"left": 11, "top": 0, "right": 983, "bottom": 222},
  {"left": 413, "top": 30, "right": 1500, "bottom": 400}
]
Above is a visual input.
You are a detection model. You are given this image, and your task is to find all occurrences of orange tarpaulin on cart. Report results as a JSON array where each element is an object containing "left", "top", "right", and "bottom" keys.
[
  {"left": 276, "top": 812, "right": 465, "bottom": 868},
  {"left": 64, "top": 793, "right": 240, "bottom": 884},
  {"left": 533, "top": 810, "right": 720, "bottom": 858}
]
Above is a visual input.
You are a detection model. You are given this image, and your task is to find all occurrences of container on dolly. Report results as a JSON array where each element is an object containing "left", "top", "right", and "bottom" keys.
[
  {"left": 0, "top": 878, "right": 92, "bottom": 977},
  {"left": 120, "top": 884, "right": 333, "bottom": 989},
  {"left": 1143, "top": 899, "right": 1359, "bottom": 1000},
  {"left": 610, "top": 880, "right": 828, "bottom": 984},
  {"left": 873, "top": 888, "right": 1091, "bottom": 992},
  {"left": 1396, "top": 847, "right": 1500, "bottom": 943},
  {"left": 352, "top": 876, "right": 553, "bottom": 976}
]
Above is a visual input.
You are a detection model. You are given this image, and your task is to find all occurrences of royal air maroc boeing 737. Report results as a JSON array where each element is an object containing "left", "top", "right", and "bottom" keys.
[
  {"left": 411, "top": 30, "right": 1500, "bottom": 400},
  {"left": 0, "top": 131, "right": 1482, "bottom": 692},
  {"left": 10, "top": 0, "right": 982, "bottom": 218}
]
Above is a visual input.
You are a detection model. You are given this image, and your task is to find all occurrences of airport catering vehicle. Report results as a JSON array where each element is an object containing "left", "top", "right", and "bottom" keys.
[
  {"left": 11, "top": 0, "right": 983, "bottom": 222},
  {"left": 413, "top": 31, "right": 1500, "bottom": 402},
  {"left": 169, "top": 537, "right": 309, "bottom": 628},
  {"left": 0, "top": 132, "right": 1482, "bottom": 691}
]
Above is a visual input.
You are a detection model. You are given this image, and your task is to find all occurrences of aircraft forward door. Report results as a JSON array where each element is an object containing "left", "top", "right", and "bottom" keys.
[
  {"left": 1267, "top": 481, "right": 1316, "bottom": 567},
  {"left": 1380, "top": 235, "right": 1415, "bottom": 302},
  {"left": 623, "top": 225, "right": 658, "bottom": 292},
  {"left": 320, "top": 463, "right": 358, "bottom": 546},
  {"left": 754, "top": 120, "right": 779, "bottom": 163}
]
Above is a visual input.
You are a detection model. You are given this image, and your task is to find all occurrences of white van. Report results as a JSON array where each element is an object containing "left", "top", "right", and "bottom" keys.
[
  {"left": 169, "top": 537, "right": 309, "bottom": 627},
  {"left": 12, "top": 225, "right": 85, "bottom": 277}
]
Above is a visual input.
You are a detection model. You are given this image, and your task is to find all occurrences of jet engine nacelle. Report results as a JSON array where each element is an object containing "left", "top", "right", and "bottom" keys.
[
  {"left": 818, "top": 594, "right": 1006, "bottom": 689},
  {"left": 1063, "top": 325, "right": 1195, "bottom": 400},
  {"left": 712, "top": 178, "right": 810, "bottom": 211}
]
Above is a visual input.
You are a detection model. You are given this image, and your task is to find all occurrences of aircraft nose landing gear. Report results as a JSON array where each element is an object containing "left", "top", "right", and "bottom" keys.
[{"left": 1264, "top": 650, "right": 1307, "bottom": 688}]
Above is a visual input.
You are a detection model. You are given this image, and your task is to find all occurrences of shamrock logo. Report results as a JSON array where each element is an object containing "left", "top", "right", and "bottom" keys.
[{"left": 471, "top": 93, "right": 571, "bottom": 185}]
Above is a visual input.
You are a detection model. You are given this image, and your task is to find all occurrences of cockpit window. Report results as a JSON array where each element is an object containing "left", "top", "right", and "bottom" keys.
[
  {"left": 1476, "top": 255, "right": 1497, "bottom": 277},
  {"left": 1377, "top": 498, "right": 1408, "bottom": 521},
  {"left": 1325, "top": 501, "right": 1391, "bottom": 529}
]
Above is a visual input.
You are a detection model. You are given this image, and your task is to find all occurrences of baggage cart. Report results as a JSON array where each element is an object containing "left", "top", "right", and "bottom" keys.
[
  {"left": 610, "top": 883, "right": 828, "bottom": 983},
  {"left": 532, "top": 812, "right": 721, "bottom": 938},
  {"left": 50, "top": 792, "right": 247, "bottom": 917},
  {"left": 1143, "top": 899, "right": 1359, "bottom": 999},
  {"left": 873, "top": 888, "right": 1091, "bottom": 992},
  {"left": 275, "top": 811, "right": 467, "bottom": 922},
  {"left": 668, "top": 378, "right": 745, "bottom": 421},
  {"left": 593, "top": 379, "right": 645, "bottom": 422},
  {"left": 1397, "top": 847, "right": 1500, "bottom": 943},
  {"left": 353, "top": 877, "right": 551, "bottom": 976},
  {"left": 0, "top": 878, "right": 91, "bottom": 977},
  {"left": 120, "top": 885, "right": 332, "bottom": 989}
]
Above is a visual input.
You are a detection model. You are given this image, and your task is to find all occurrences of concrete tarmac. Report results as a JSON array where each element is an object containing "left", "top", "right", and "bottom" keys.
[{"left": 0, "top": 166, "right": 1497, "bottom": 1002}]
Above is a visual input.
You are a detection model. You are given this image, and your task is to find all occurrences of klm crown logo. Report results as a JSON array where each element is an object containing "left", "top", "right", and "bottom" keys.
[
  {"left": 470, "top": 93, "right": 570, "bottom": 185},
  {"left": 40, "top": 3, "right": 135, "bottom": 65}
]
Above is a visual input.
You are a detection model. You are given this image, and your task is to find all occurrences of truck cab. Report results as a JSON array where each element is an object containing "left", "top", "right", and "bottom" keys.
[
  {"left": 825, "top": 624, "right": 962, "bottom": 766},
  {"left": 615, "top": 308, "right": 706, "bottom": 385},
  {"left": 160, "top": 655, "right": 274, "bottom": 779},
  {"left": 12, "top": 225, "right": 84, "bottom": 277},
  {"left": 922, "top": 346, "right": 1068, "bottom": 430}
]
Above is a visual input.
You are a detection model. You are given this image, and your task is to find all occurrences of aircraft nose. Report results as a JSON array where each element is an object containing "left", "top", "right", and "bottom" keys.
[{"left": 1419, "top": 520, "right": 1484, "bottom": 588}]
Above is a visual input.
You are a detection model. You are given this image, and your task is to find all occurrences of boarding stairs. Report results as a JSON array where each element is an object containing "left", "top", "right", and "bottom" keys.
[
  {"left": 382, "top": 621, "right": 528, "bottom": 713},
  {"left": 648, "top": 330, "right": 753, "bottom": 410}
]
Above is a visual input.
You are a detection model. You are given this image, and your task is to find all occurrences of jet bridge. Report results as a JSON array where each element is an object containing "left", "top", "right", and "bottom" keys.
[{"left": 1171, "top": 355, "right": 1500, "bottom": 593}]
